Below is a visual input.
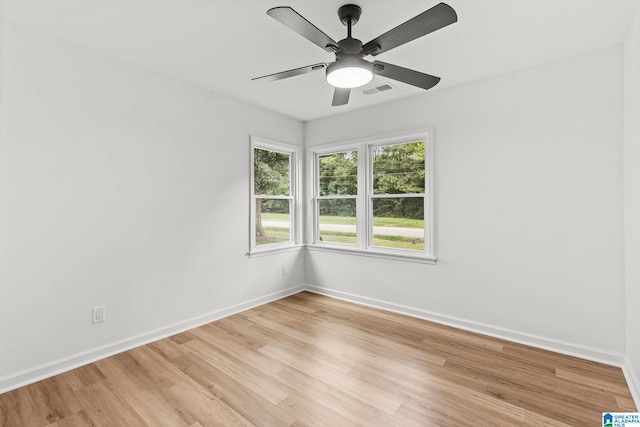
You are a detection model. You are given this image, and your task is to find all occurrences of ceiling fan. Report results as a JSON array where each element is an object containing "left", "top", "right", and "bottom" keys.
[{"left": 252, "top": 3, "right": 457, "bottom": 106}]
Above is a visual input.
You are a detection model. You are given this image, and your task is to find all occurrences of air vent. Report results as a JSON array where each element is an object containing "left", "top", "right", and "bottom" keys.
[{"left": 361, "top": 83, "right": 395, "bottom": 96}]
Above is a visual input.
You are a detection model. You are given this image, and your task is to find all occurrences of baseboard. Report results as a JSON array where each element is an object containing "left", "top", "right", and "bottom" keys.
[
  {"left": 304, "top": 284, "right": 627, "bottom": 367},
  {"left": 623, "top": 358, "right": 640, "bottom": 409},
  {"left": 0, "top": 284, "right": 305, "bottom": 394}
]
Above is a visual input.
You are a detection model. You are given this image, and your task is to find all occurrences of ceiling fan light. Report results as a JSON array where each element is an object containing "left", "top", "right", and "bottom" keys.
[{"left": 326, "top": 58, "right": 373, "bottom": 88}]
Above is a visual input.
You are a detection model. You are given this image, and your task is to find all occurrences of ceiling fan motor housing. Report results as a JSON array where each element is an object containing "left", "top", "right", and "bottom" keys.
[{"left": 337, "top": 37, "right": 364, "bottom": 55}]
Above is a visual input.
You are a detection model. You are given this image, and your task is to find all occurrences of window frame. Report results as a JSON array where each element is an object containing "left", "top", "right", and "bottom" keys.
[
  {"left": 308, "top": 130, "right": 436, "bottom": 263},
  {"left": 249, "top": 136, "right": 302, "bottom": 256}
]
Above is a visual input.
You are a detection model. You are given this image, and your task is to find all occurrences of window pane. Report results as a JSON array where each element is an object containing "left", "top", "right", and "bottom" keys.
[
  {"left": 318, "top": 199, "right": 356, "bottom": 245},
  {"left": 372, "top": 197, "right": 424, "bottom": 251},
  {"left": 372, "top": 141, "right": 425, "bottom": 195},
  {"left": 319, "top": 151, "right": 358, "bottom": 196},
  {"left": 256, "top": 198, "right": 290, "bottom": 246},
  {"left": 254, "top": 148, "right": 290, "bottom": 196}
]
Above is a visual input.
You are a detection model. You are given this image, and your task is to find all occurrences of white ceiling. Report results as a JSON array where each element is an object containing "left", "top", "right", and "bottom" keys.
[{"left": 1, "top": 0, "right": 639, "bottom": 121}]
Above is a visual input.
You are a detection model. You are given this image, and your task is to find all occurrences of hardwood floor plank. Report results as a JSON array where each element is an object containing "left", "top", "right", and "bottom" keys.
[
  {"left": 276, "top": 392, "right": 350, "bottom": 427},
  {"left": 0, "top": 387, "right": 43, "bottom": 427},
  {"left": 190, "top": 322, "right": 286, "bottom": 376},
  {"left": 555, "top": 366, "right": 632, "bottom": 395},
  {"left": 27, "top": 376, "right": 82, "bottom": 424},
  {"left": 95, "top": 355, "right": 191, "bottom": 426},
  {"left": 164, "top": 381, "right": 253, "bottom": 427},
  {"left": 74, "top": 379, "right": 148, "bottom": 427},
  {"left": 0, "top": 291, "right": 635, "bottom": 426},
  {"left": 260, "top": 344, "right": 403, "bottom": 415},
  {"left": 243, "top": 308, "right": 351, "bottom": 356},
  {"left": 59, "top": 364, "right": 106, "bottom": 392},
  {"left": 617, "top": 394, "right": 639, "bottom": 411},
  {"left": 149, "top": 336, "right": 185, "bottom": 361},
  {"left": 275, "top": 366, "right": 399, "bottom": 426},
  {"left": 181, "top": 339, "right": 292, "bottom": 405},
  {"left": 169, "top": 331, "right": 198, "bottom": 345},
  {"left": 48, "top": 409, "right": 97, "bottom": 427},
  {"left": 171, "top": 351, "right": 297, "bottom": 426}
]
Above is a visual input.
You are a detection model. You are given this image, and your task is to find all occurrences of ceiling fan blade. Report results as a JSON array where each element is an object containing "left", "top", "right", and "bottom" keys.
[
  {"left": 332, "top": 88, "right": 350, "bottom": 106},
  {"left": 373, "top": 61, "right": 440, "bottom": 90},
  {"left": 362, "top": 3, "right": 457, "bottom": 56},
  {"left": 267, "top": 7, "right": 339, "bottom": 53},
  {"left": 252, "top": 63, "right": 327, "bottom": 83}
]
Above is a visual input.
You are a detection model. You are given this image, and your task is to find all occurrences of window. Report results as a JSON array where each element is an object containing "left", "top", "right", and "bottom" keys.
[
  {"left": 250, "top": 137, "right": 300, "bottom": 254},
  {"left": 317, "top": 150, "right": 358, "bottom": 245},
  {"left": 311, "top": 131, "right": 435, "bottom": 261},
  {"left": 371, "top": 141, "right": 426, "bottom": 251}
]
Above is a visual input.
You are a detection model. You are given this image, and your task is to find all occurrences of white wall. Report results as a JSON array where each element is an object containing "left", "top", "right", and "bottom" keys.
[
  {"left": 305, "top": 47, "right": 626, "bottom": 362},
  {"left": 0, "top": 21, "right": 304, "bottom": 391},
  {"left": 624, "top": 3, "right": 640, "bottom": 403}
]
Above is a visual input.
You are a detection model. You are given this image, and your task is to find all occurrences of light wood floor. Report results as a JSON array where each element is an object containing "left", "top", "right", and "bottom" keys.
[{"left": 0, "top": 292, "right": 636, "bottom": 426}]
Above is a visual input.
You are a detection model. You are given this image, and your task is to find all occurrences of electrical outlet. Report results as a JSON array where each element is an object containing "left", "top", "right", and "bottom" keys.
[
  {"left": 92, "top": 306, "right": 105, "bottom": 324},
  {"left": 282, "top": 265, "right": 288, "bottom": 276}
]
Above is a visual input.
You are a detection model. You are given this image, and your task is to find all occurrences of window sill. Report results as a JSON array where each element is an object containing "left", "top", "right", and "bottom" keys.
[
  {"left": 306, "top": 244, "right": 437, "bottom": 264},
  {"left": 247, "top": 244, "right": 304, "bottom": 258}
]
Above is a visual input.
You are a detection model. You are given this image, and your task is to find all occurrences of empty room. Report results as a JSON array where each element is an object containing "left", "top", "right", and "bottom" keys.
[{"left": 1, "top": 0, "right": 640, "bottom": 425}]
